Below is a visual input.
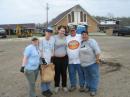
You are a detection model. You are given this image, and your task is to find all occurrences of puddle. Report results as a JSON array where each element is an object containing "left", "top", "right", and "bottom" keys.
[{"left": 100, "top": 60, "right": 122, "bottom": 74}]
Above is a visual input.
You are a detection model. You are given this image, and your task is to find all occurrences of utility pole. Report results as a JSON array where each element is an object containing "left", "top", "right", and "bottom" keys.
[{"left": 46, "top": 3, "right": 49, "bottom": 28}]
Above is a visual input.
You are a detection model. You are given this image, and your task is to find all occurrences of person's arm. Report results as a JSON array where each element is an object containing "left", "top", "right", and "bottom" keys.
[
  {"left": 52, "top": 44, "right": 55, "bottom": 57},
  {"left": 39, "top": 39, "right": 44, "bottom": 58},
  {"left": 96, "top": 54, "right": 100, "bottom": 64},
  {"left": 22, "top": 55, "right": 28, "bottom": 67},
  {"left": 20, "top": 47, "right": 30, "bottom": 73},
  {"left": 50, "top": 36, "right": 55, "bottom": 57},
  {"left": 20, "top": 55, "right": 28, "bottom": 73},
  {"left": 39, "top": 40, "right": 48, "bottom": 65},
  {"left": 51, "top": 38, "right": 55, "bottom": 63},
  {"left": 91, "top": 39, "right": 101, "bottom": 64}
]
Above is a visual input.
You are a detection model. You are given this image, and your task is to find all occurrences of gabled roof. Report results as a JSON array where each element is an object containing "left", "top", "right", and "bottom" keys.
[
  {"left": 44, "top": 4, "right": 99, "bottom": 27},
  {"left": 44, "top": 5, "right": 73, "bottom": 27}
]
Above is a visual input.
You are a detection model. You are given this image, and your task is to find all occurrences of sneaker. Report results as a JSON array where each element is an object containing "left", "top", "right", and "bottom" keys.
[
  {"left": 84, "top": 87, "right": 89, "bottom": 93},
  {"left": 42, "top": 91, "right": 47, "bottom": 96},
  {"left": 63, "top": 87, "right": 68, "bottom": 92},
  {"left": 54, "top": 87, "right": 60, "bottom": 93},
  {"left": 47, "top": 90, "right": 53, "bottom": 95},
  {"left": 42, "top": 91, "right": 50, "bottom": 97},
  {"left": 79, "top": 86, "right": 85, "bottom": 92},
  {"left": 69, "top": 86, "right": 76, "bottom": 92},
  {"left": 90, "top": 91, "right": 96, "bottom": 96},
  {"left": 42, "top": 90, "right": 52, "bottom": 97}
]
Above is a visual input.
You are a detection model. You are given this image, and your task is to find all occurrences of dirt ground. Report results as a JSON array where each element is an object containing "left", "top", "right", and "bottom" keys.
[{"left": 0, "top": 36, "right": 130, "bottom": 97}]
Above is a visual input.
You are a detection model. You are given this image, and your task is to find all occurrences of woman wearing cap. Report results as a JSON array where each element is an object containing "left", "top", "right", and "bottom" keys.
[
  {"left": 79, "top": 31, "right": 101, "bottom": 96},
  {"left": 39, "top": 28, "right": 55, "bottom": 97},
  {"left": 20, "top": 37, "right": 40, "bottom": 97},
  {"left": 52, "top": 25, "right": 68, "bottom": 93}
]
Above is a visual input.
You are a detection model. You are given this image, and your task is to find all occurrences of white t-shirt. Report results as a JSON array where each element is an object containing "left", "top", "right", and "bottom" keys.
[
  {"left": 39, "top": 36, "right": 55, "bottom": 64},
  {"left": 79, "top": 38, "right": 101, "bottom": 67},
  {"left": 66, "top": 34, "right": 82, "bottom": 64}
]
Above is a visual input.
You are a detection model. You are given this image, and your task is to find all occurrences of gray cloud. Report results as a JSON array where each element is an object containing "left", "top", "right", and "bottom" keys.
[{"left": 0, "top": 0, "right": 130, "bottom": 24}]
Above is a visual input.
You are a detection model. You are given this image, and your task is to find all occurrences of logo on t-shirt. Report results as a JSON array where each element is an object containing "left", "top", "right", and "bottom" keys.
[{"left": 68, "top": 40, "right": 80, "bottom": 50}]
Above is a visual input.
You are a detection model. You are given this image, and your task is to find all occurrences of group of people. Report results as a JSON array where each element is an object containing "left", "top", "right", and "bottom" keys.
[{"left": 20, "top": 25, "right": 101, "bottom": 97}]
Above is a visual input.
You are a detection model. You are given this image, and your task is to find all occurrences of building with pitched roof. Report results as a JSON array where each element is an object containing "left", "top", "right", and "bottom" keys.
[{"left": 44, "top": 4, "right": 99, "bottom": 33}]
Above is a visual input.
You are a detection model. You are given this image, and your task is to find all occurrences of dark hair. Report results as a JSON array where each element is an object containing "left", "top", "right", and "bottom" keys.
[
  {"left": 81, "top": 31, "right": 88, "bottom": 35},
  {"left": 58, "top": 25, "right": 66, "bottom": 30},
  {"left": 31, "top": 37, "right": 38, "bottom": 41}
]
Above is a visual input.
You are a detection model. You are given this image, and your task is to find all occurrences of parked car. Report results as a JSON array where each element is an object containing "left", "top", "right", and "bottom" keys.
[
  {"left": 113, "top": 26, "right": 130, "bottom": 36},
  {"left": 0, "top": 28, "right": 7, "bottom": 38}
]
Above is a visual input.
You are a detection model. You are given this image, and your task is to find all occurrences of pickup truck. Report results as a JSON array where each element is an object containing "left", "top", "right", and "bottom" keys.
[{"left": 113, "top": 26, "right": 130, "bottom": 36}]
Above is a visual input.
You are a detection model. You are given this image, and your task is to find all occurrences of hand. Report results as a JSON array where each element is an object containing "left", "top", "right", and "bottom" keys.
[
  {"left": 51, "top": 56, "right": 55, "bottom": 63},
  {"left": 96, "top": 59, "right": 100, "bottom": 64},
  {"left": 41, "top": 58, "right": 47, "bottom": 65},
  {"left": 20, "top": 66, "right": 25, "bottom": 73}
]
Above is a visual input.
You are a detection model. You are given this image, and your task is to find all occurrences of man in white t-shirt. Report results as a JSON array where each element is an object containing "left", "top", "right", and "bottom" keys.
[
  {"left": 66, "top": 27, "right": 85, "bottom": 92},
  {"left": 39, "top": 28, "right": 55, "bottom": 97}
]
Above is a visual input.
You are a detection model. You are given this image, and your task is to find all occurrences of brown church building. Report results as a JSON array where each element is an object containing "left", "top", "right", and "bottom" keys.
[{"left": 46, "top": 4, "right": 99, "bottom": 33}]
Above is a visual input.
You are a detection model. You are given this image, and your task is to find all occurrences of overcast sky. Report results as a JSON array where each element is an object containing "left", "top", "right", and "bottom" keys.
[{"left": 0, "top": 0, "right": 130, "bottom": 24}]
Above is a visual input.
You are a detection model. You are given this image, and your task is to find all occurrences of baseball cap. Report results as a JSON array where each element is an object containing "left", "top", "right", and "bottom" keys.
[{"left": 45, "top": 27, "right": 53, "bottom": 33}]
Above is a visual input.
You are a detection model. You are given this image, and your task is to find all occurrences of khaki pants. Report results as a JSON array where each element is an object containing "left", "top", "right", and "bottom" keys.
[{"left": 25, "top": 69, "right": 39, "bottom": 97}]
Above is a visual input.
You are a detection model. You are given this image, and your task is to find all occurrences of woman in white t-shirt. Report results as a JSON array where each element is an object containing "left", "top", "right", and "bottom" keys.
[{"left": 39, "top": 28, "right": 54, "bottom": 97}]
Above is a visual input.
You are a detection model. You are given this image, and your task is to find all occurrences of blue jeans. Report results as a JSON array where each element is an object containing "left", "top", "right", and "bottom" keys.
[
  {"left": 68, "top": 64, "right": 85, "bottom": 87},
  {"left": 41, "top": 82, "right": 51, "bottom": 92},
  {"left": 82, "top": 63, "right": 100, "bottom": 92}
]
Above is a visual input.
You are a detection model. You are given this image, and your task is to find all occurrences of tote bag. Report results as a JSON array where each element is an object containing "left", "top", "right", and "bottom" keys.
[{"left": 40, "top": 63, "right": 55, "bottom": 82}]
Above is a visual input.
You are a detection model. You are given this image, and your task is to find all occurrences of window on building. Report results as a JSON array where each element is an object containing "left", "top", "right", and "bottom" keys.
[
  {"left": 84, "top": 14, "right": 86, "bottom": 22},
  {"left": 71, "top": 11, "right": 74, "bottom": 22},
  {"left": 80, "top": 11, "right": 83, "bottom": 22},
  {"left": 68, "top": 14, "right": 71, "bottom": 23}
]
